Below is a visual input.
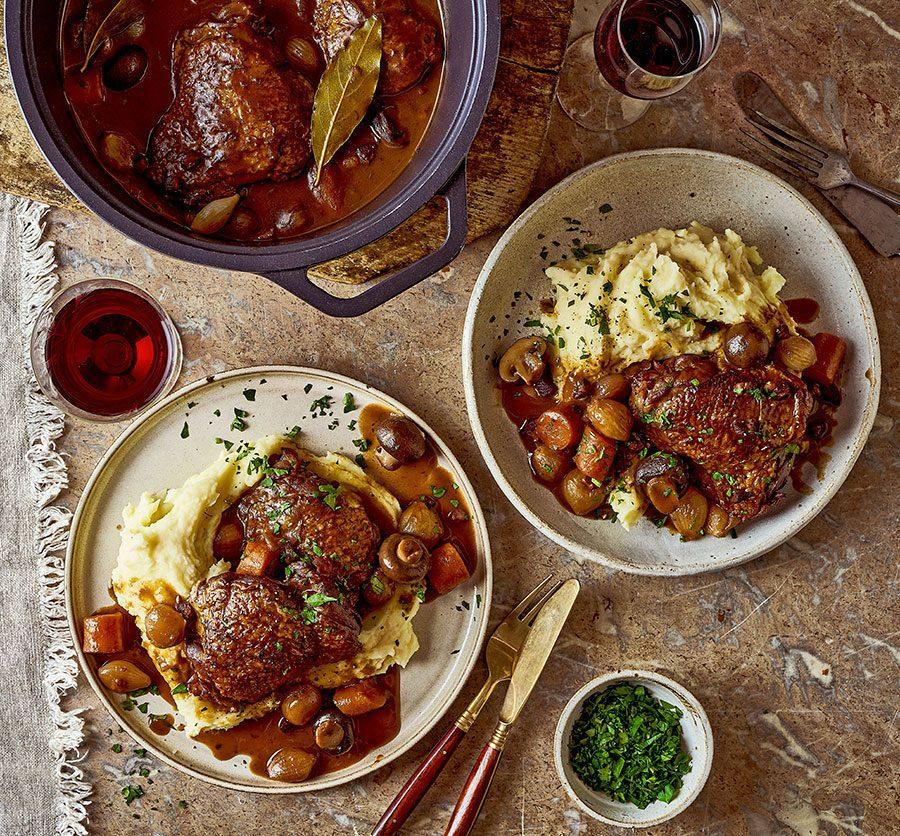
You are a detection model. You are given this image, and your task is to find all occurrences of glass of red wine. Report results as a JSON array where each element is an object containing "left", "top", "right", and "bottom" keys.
[
  {"left": 557, "top": 0, "right": 721, "bottom": 131},
  {"left": 30, "top": 279, "right": 182, "bottom": 421}
]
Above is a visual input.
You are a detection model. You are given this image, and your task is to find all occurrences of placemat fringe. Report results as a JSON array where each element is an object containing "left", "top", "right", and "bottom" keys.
[{"left": 16, "top": 197, "right": 90, "bottom": 836}]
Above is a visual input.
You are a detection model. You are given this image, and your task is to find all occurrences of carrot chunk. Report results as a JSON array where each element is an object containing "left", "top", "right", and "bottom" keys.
[
  {"left": 574, "top": 426, "right": 616, "bottom": 482},
  {"left": 333, "top": 679, "right": 389, "bottom": 717},
  {"left": 535, "top": 407, "right": 583, "bottom": 450},
  {"left": 805, "top": 332, "right": 846, "bottom": 388},
  {"left": 82, "top": 612, "right": 126, "bottom": 654},
  {"left": 236, "top": 540, "right": 278, "bottom": 576},
  {"left": 428, "top": 542, "right": 471, "bottom": 595}
]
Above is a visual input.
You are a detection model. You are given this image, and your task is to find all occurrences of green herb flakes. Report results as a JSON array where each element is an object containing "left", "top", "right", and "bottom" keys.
[
  {"left": 243, "top": 388, "right": 256, "bottom": 401},
  {"left": 180, "top": 422, "right": 189, "bottom": 439},
  {"left": 122, "top": 785, "right": 144, "bottom": 805},
  {"left": 568, "top": 683, "right": 691, "bottom": 809}
]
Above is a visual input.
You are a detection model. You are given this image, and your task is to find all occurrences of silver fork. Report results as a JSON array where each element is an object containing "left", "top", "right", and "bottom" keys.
[
  {"left": 372, "top": 575, "right": 563, "bottom": 836},
  {"left": 741, "top": 109, "right": 900, "bottom": 208}
]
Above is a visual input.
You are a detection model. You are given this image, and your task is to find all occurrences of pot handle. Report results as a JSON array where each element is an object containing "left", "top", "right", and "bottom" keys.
[{"left": 261, "top": 162, "right": 468, "bottom": 317}]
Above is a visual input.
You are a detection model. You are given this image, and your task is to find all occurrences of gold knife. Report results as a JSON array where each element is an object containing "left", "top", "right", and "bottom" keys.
[{"left": 443, "top": 578, "right": 580, "bottom": 836}]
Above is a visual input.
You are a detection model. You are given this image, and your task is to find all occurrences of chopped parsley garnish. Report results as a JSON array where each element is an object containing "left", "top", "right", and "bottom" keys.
[
  {"left": 180, "top": 422, "right": 189, "bottom": 439},
  {"left": 111, "top": 743, "right": 122, "bottom": 753},
  {"left": 305, "top": 591, "right": 337, "bottom": 608},
  {"left": 309, "top": 395, "right": 333, "bottom": 417},
  {"left": 230, "top": 408, "right": 249, "bottom": 431},
  {"left": 317, "top": 483, "right": 341, "bottom": 510},
  {"left": 352, "top": 438, "right": 370, "bottom": 452},
  {"left": 242, "top": 388, "right": 256, "bottom": 402},
  {"left": 599, "top": 203, "right": 613, "bottom": 214},
  {"left": 568, "top": 683, "right": 691, "bottom": 809},
  {"left": 431, "top": 485, "right": 447, "bottom": 499},
  {"left": 585, "top": 303, "right": 610, "bottom": 336},
  {"left": 342, "top": 393, "right": 357, "bottom": 413},
  {"left": 171, "top": 683, "right": 188, "bottom": 695},
  {"left": 285, "top": 425, "right": 301, "bottom": 439},
  {"left": 122, "top": 785, "right": 144, "bottom": 805}
]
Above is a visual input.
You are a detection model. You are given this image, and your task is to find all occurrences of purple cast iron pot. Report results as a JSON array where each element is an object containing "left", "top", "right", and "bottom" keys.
[{"left": 5, "top": 0, "right": 499, "bottom": 317}]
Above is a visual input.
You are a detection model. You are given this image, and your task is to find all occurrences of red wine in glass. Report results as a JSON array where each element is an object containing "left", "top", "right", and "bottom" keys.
[
  {"left": 34, "top": 281, "right": 181, "bottom": 419},
  {"left": 557, "top": 0, "right": 720, "bottom": 130},
  {"left": 596, "top": 0, "right": 704, "bottom": 94}
]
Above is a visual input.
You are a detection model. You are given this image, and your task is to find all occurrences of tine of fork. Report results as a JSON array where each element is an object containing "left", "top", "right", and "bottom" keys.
[
  {"left": 746, "top": 121, "right": 821, "bottom": 173},
  {"left": 505, "top": 574, "right": 554, "bottom": 622},
  {"left": 522, "top": 580, "right": 564, "bottom": 626},
  {"left": 739, "top": 131, "right": 813, "bottom": 180},
  {"left": 749, "top": 110, "right": 828, "bottom": 159},
  {"left": 744, "top": 123, "right": 821, "bottom": 172}
]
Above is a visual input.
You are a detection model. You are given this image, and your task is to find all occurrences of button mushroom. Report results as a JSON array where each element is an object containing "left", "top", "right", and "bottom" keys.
[
  {"left": 498, "top": 336, "right": 548, "bottom": 385},
  {"left": 313, "top": 710, "right": 355, "bottom": 754},
  {"left": 378, "top": 533, "right": 430, "bottom": 583},
  {"left": 373, "top": 413, "right": 426, "bottom": 470},
  {"left": 634, "top": 452, "right": 688, "bottom": 492}
]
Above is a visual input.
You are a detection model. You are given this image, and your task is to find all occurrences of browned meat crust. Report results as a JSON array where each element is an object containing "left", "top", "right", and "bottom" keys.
[
  {"left": 144, "top": 2, "right": 312, "bottom": 207},
  {"left": 185, "top": 573, "right": 320, "bottom": 705},
  {"left": 628, "top": 355, "right": 814, "bottom": 522},
  {"left": 237, "top": 449, "right": 380, "bottom": 590},
  {"left": 183, "top": 449, "right": 380, "bottom": 706},
  {"left": 313, "top": 0, "right": 442, "bottom": 94}
]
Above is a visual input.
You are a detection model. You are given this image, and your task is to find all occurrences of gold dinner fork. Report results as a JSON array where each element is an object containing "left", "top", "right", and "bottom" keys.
[{"left": 371, "top": 575, "right": 563, "bottom": 836}]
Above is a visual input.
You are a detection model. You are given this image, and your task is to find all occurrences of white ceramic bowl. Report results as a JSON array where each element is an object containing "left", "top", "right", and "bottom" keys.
[
  {"left": 554, "top": 670, "right": 713, "bottom": 829},
  {"left": 463, "top": 148, "right": 881, "bottom": 575}
]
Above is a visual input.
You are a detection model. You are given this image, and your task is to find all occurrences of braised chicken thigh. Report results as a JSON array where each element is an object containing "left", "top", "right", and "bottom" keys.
[
  {"left": 313, "top": 0, "right": 442, "bottom": 94},
  {"left": 629, "top": 356, "right": 814, "bottom": 523},
  {"left": 144, "top": 1, "right": 313, "bottom": 207}
]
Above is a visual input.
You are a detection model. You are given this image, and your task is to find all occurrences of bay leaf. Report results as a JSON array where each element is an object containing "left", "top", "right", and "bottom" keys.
[
  {"left": 310, "top": 15, "right": 382, "bottom": 184},
  {"left": 80, "top": 0, "right": 145, "bottom": 73}
]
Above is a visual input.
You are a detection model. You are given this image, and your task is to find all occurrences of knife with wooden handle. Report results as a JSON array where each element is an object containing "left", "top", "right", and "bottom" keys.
[{"left": 443, "top": 579, "right": 580, "bottom": 836}]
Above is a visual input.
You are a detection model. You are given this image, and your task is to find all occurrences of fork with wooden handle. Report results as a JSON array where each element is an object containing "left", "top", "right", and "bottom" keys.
[{"left": 371, "top": 575, "right": 562, "bottom": 836}]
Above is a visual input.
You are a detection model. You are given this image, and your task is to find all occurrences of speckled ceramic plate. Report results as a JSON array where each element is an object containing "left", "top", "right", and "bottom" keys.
[
  {"left": 67, "top": 366, "right": 492, "bottom": 792},
  {"left": 463, "top": 148, "right": 880, "bottom": 575}
]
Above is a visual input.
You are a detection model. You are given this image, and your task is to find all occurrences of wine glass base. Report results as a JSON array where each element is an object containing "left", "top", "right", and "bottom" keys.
[{"left": 556, "top": 33, "right": 651, "bottom": 132}]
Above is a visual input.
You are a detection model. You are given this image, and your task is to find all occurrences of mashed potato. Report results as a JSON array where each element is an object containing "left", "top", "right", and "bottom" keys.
[
  {"left": 111, "top": 435, "right": 418, "bottom": 736},
  {"left": 539, "top": 223, "right": 797, "bottom": 530},
  {"left": 543, "top": 222, "right": 795, "bottom": 379}
]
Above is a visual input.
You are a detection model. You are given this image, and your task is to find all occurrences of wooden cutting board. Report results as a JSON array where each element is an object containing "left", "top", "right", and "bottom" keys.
[{"left": 0, "top": 0, "right": 573, "bottom": 283}]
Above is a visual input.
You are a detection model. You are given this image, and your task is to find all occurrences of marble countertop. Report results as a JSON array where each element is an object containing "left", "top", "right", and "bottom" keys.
[{"left": 50, "top": 0, "right": 898, "bottom": 832}]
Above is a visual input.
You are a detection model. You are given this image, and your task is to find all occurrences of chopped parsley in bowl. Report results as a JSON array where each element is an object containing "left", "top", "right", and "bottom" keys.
[
  {"left": 568, "top": 682, "right": 692, "bottom": 808},
  {"left": 554, "top": 670, "right": 713, "bottom": 828}
]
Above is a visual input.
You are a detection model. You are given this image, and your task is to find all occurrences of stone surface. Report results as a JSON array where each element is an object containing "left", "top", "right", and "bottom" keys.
[{"left": 40, "top": 0, "right": 899, "bottom": 833}]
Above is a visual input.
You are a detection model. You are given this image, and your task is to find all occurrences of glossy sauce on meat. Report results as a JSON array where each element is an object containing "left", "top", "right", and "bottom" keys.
[
  {"left": 498, "top": 319, "right": 842, "bottom": 534},
  {"left": 196, "top": 422, "right": 477, "bottom": 777},
  {"left": 358, "top": 404, "right": 479, "bottom": 580},
  {"left": 197, "top": 668, "right": 400, "bottom": 779},
  {"left": 59, "top": 0, "right": 442, "bottom": 238}
]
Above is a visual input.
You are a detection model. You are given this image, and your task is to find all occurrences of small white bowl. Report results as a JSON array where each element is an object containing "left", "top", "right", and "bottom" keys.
[{"left": 554, "top": 669, "right": 713, "bottom": 829}]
